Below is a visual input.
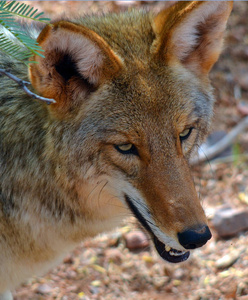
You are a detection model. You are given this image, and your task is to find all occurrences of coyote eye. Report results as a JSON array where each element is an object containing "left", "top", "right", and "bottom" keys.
[
  {"left": 179, "top": 128, "right": 193, "bottom": 142},
  {"left": 115, "top": 143, "right": 138, "bottom": 156}
]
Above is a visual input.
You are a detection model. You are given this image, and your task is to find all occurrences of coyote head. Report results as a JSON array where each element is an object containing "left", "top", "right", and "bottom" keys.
[{"left": 29, "top": 1, "right": 232, "bottom": 263}]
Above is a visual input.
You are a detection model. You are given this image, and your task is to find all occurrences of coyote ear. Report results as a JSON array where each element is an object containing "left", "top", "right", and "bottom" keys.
[
  {"left": 153, "top": 1, "right": 233, "bottom": 76},
  {"left": 29, "top": 21, "right": 122, "bottom": 115}
]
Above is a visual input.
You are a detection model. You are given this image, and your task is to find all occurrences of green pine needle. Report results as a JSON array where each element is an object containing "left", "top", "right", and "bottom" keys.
[
  {"left": 0, "top": 1, "right": 50, "bottom": 23},
  {"left": 0, "top": 1, "right": 51, "bottom": 65}
]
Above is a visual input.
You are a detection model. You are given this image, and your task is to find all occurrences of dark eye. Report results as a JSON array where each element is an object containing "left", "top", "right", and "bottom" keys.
[
  {"left": 179, "top": 127, "right": 193, "bottom": 142},
  {"left": 114, "top": 143, "right": 139, "bottom": 156}
]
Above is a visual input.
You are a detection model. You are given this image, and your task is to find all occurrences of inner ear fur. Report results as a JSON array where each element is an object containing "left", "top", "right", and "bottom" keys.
[
  {"left": 29, "top": 21, "right": 122, "bottom": 114},
  {"left": 152, "top": 1, "right": 233, "bottom": 76}
]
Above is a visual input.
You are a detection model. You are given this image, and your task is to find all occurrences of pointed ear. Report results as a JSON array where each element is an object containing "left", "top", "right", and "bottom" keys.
[
  {"left": 152, "top": 1, "right": 233, "bottom": 76},
  {"left": 29, "top": 21, "right": 122, "bottom": 115}
]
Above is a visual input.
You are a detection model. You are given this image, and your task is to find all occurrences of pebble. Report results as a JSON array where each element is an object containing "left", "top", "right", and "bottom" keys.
[
  {"left": 212, "top": 206, "right": 248, "bottom": 238},
  {"left": 174, "top": 268, "right": 185, "bottom": 280},
  {"left": 105, "top": 248, "right": 123, "bottom": 264},
  {"left": 216, "top": 250, "right": 240, "bottom": 269},
  {"left": 63, "top": 255, "right": 74, "bottom": 264},
  {"left": 67, "top": 285, "right": 79, "bottom": 293},
  {"left": 66, "top": 270, "right": 77, "bottom": 279},
  {"left": 124, "top": 230, "right": 149, "bottom": 250},
  {"left": 152, "top": 276, "right": 168, "bottom": 289},
  {"left": 36, "top": 283, "right": 52, "bottom": 295}
]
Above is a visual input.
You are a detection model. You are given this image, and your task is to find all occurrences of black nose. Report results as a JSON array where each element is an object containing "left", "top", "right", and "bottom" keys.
[{"left": 178, "top": 225, "right": 212, "bottom": 249}]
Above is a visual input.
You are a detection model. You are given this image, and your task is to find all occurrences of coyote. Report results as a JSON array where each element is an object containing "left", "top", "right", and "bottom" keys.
[{"left": 0, "top": 1, "right": 232, "bottom": 298}]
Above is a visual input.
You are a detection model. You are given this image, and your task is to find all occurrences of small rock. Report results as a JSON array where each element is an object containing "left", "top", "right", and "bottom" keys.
[
  {"left": 105, "top": 248, "right": 123, "bottom": 264},
  {"left": 174, "top": 268, "right": 185, "bottom": 280},
  {"left": 124, "top": 230, "right": 149, "bottom": 250},
  {"left": 67, "top": 285, "right": 79, "bottom": 293},
  {"left": 212, "top": 206, "right": 248, "bottom": 238},
  {"left": 107, "top": 232, "right": 122, "bottom": 247},
  {"left": 90, "top": 286, "right": 99, "bottom": 295},
  {"left": 91, "top": 280, "right": 101, "bottom": 287},
  {"left": 36, "top": 283, "right": 52, "bottom": 295},
  {"left": 142, "top": 254, "right": 154, "bottom": 263},
  {"left": 66, "top": 270, "right": 77, "bottom": 279},
  {"left": 216, "top": 250, "right": 240, "bottom": 269},
  {"left": 152, "top": 276, "right": 168, "bottom": 289},
  {"left": 63, "top": 255, "right": 74, "bottom": 264}
]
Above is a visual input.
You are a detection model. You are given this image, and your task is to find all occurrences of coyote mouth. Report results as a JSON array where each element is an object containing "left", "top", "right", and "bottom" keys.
[
  {"left": 154, "top": 236, "right": 190, "bottom": 263},
  {"left": 125, "top": 195, "right": 190, "bottom": 263}
]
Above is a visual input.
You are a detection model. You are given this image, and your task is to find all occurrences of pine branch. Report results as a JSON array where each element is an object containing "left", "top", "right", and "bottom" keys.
[
  {"left": 0, "top": 68, "right": 56, "bottom": 104},
  {"left": 0, "top": 1, "right": 51, "bottom": 64},
  {"left": 0, "top": 32, "right": 32, "bottom": 64},
  {"left": 0, "top": 1, "right": 50, "bottom": 23}
]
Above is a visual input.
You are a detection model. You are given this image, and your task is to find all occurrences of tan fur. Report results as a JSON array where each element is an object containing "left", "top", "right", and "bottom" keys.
[
  {"left": 153, "top": 1, "right": 233, "bottom": 76},
  {"left": 0, "top": 1, "right": 232, "bottom": 296}
]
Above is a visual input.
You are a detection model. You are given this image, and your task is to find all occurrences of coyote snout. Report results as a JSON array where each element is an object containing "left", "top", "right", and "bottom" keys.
[{"left": 123, "top": 134, "right": 212, "bottom": 263}]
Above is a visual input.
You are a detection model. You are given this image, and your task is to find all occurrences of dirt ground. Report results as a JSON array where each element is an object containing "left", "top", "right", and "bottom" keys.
[{"left": 13, "top": 1, "right": 248, "bottom": 299}]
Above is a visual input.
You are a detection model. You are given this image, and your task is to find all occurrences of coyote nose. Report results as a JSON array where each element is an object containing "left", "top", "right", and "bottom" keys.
[{"left": 177, "top": 225, "right": 212, "bottom": 249}]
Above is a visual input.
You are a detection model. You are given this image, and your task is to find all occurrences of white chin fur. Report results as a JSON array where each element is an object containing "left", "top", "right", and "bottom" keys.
[{"left": 119, "top": 182, "right": 185, "bottom": 252}]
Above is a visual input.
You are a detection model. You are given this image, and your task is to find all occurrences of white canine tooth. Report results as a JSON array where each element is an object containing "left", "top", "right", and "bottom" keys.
[
  {"left": 165, "top": 245, "right": 171, "bottom": 252},
  {"left": 169, "top": 250, "right": 186, "bottom": 256}
]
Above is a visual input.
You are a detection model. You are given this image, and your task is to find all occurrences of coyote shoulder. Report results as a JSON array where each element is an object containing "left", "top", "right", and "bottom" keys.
[{"left": 0, "top": 1, "right": 232, "bottom": 298}]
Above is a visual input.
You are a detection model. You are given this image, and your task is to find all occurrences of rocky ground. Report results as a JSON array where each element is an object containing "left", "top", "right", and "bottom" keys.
[{"left": 13, "top": 1, "right": 248, "bottom": 299}]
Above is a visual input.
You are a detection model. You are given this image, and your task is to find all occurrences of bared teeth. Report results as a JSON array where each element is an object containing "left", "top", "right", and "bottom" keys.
[
  {"left": 165, "top": 245, "right": 187, "bottom": 256},
  {"left": 169, "top": 250, "right": 186, "bottom": 256}
]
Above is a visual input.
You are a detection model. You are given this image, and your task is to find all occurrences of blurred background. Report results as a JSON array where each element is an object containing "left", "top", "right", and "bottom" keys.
[{"left": 14, "top": 2, "right": 248, "bottom": 299}]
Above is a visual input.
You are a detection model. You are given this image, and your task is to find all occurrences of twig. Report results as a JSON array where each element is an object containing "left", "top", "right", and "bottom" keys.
[
  {"left": 191, "top": 116, "right": 248, "bottom": 165},
  {"left": 0, "top": 68, "right": 56, "bottom": 104},
  {"left": 203, "top": 153, "right": 248, "bottom": 165}
]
